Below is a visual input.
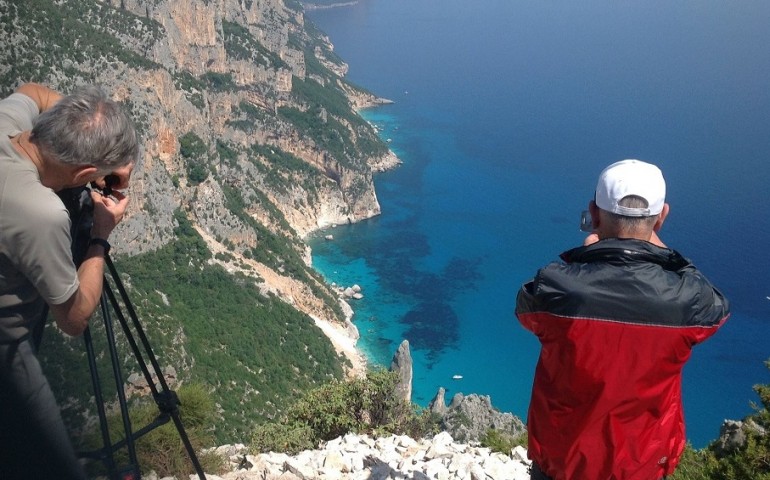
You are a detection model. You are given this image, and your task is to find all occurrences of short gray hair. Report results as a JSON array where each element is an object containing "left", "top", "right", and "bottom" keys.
[
  {"left": 605, "top": 195, "right": 658, "bottom": 232},
  {"left": 30, "top": 85, "right": 139, "bottom": 169}
]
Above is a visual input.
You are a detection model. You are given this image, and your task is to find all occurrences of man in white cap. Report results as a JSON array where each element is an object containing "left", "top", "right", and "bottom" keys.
[{"left": 516, "top": 159, "right": 730, "bottom": 480}]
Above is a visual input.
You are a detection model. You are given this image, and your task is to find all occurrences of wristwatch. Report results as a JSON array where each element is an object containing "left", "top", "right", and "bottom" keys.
[{"left": 88, "top": 237, "right": 111, "bottom": 255}]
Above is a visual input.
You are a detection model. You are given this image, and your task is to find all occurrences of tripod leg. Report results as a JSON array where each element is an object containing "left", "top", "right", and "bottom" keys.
[
  {"left": 82, "top": 325, "right": 118, "bottom": 476},
  {"left": 100, "top": 291, "right": 141, "bottom": 477},
  {"left": 102, "top": 256, "right": 208, "bottom": 479}
]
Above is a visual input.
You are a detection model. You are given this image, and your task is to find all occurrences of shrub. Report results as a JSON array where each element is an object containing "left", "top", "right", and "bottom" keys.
[
  {"left": 670, "top": 359, "right": 770, "bottom": 480},
  {"left": 481, "top": 429, "right": 528, "bottom": 455},
  {"left": 250, "top": 422, "right": 315, "bottom": 454},
  {"left": 250, "top": 369, "right": 439, "bottom": 454},
  {"left": 81, "top": 384, "right": 224, "bottom": 478},
  {"left": 179, "top": 132, "right": 209, "bottom": 185}
]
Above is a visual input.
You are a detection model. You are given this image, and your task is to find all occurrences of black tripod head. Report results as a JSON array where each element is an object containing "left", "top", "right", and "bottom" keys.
[{"left": 57, "top": 177, "right": 118, "bottom": 267}]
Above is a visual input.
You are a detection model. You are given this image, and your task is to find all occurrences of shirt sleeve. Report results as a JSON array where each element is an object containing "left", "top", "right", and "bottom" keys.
[
  {"left": 4, "top": 189, "right": 79, "bottom": 305},
  {"left": 0, "top": 93, "right": 38, "bottom": 136}
]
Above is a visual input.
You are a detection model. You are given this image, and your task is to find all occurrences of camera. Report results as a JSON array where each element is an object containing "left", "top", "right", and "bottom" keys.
[
  {"left": 96, "top": 174, "right": 120, "bottom": 197},
  {"left": 580, "top": 210, "right": 593, "bottom": 232}
]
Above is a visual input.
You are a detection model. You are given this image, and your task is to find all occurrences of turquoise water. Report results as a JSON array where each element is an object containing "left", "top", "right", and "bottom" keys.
[{"left": 307, "top": 0, "right": 770, "bottom": 447}]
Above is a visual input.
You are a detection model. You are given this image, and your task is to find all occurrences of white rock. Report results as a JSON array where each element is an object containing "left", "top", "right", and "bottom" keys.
[
  {"left": 424, "top": 458, "right": 449, "bottom": 479},
  {"left": 512, "top": 445, "right": 530, "bottom": 465},
  {"left": 207, "top": 433, "right": 532, "bottom": 480},
  {"left": 317, "top": 466, "right": 344, "bottom": 479},
  {"left": 426, "top": 443, "right": 454, "bottom": 460},
  {"left": 447, "top": 453, "right": 472, "bottom": 473},
  {"left": 323, "top": 450, "right": 350, "bottom": 472},
  {"left": 432, "top": 431, "right": 454, "bottom": 446},
  {"left": 470, "top": 464, "right": 489, "bottom": 480},
  {"left": 283, "top": 459, "right": 315, "bottom": 479}
]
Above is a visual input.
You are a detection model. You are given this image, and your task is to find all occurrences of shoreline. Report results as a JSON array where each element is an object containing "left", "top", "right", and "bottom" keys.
[
  {"left": 303, "top": 1, "right": 359, "bottom": 12},
  {"left": 312, "top": 314, "right": 367, "bottom": 378},
  {"left": 196, "top": 225, "right": 369, "bottom": 378}
]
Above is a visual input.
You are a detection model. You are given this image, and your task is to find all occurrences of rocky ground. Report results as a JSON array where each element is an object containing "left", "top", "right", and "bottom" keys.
[{"left": 146, "top": 431, "right": 531, "bottom": 480}]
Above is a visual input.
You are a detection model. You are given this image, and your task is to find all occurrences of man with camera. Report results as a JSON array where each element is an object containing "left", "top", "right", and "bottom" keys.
[
  {"left": 0, "top": 83, "right": 138, "bottom": 479},
  {"left": 516, "top": 159, "right": 730, "bottom": 480}
]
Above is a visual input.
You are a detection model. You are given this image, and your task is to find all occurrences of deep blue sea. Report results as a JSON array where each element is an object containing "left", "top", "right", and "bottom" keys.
[{"left": 306, "top": 0, "right": 770, "bottom": 447}]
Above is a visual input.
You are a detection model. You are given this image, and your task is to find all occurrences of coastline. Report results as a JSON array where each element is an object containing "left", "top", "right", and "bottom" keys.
[
  {"left": 196, "top": 225, "right": 370, "bottom": 379},
  {"left": 312, "top": 314, "right": 367, "bottom": 378},
  {"left": 303, "top": 1, "right": 359, "bottom": 12}
]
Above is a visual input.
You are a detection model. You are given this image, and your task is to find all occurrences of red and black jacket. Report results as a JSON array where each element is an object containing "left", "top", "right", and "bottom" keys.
[{"left": 516, "top": 238, "right": 729, "bottom": 480}]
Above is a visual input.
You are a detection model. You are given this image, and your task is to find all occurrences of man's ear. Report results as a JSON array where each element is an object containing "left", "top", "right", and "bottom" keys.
[
  {"left": 653, "top": 203, "right": 670, "bottom": 232},
  {"left": 589, "top": 200, "right": 601, "bottom": 229},
  {"left": 71, "top": 165, "right": 99, "bottom": 186}
]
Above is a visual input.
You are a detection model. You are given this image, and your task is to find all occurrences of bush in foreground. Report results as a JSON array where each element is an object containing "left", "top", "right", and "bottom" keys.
[
  {"left": 670, "top": 359, "right": 770, "bottom": 480},
  {"left": 250, "top": 369, "right": 439, "bottom": 454},
  {"left": 481, "top": 429, "right": 528, "bottom": 455},
  {"left": 81, "top": 383, "right": 224, "bottom": 478}
]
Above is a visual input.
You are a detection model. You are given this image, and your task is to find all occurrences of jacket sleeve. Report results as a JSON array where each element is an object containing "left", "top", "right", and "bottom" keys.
[
  {"left": 516, "top": 278, "right": 541, "bottom": 335},
  {"left": 678, "top": 263, "right": 730, "bottom": 342}
]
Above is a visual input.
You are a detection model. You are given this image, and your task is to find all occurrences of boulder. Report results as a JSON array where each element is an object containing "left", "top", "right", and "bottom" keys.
[{"left": 441, "top": 393, "right": 526, "bottom": 443}]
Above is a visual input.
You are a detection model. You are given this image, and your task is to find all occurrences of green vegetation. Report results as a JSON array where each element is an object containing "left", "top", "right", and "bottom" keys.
[
  {"left": 80, "top": 384, "right": 224, "bottom": 478},
  {"left": 0, "top": 0, "right": 162, "bottom": 94},
  {"left": 304, "top": 20, "right": 346, "bottom": 68},
  {"left": 250, "top": 369, "right": 439, "bottom": 454},
  {"left": 226, "top": 101, "right": 271, "bottom": 133},
  {"left": 110, "top": 211, "right": 344, "bottom": 442},
  {"left": 216, "top": 139, "right": 239, "bottom": 167},
  {"left": 41, "top": 212, "right": 345, "bottom": 444},
  {"left": 481, "top": 429, "right": 528, "bottom": 455},
  {"left": 670, "top": 359, "right": 770, "bottom": 479},
  {"left": 172, "top": 71, "right": 206, "bottom": 109},
  {"left": 222, "top": 20, "right": 287, "bottom": 69},
  {"left": 279, "top": 72, "right": 388, "bottom": 172},
  {"left": 201, "top": 72, "right": 237, "bottom": 92},
  {"left": 179, "top": 131, "right": 210, "bottom": 185},
  {"left": 249, "top": 142, "right": 323, "bottom": 196}
]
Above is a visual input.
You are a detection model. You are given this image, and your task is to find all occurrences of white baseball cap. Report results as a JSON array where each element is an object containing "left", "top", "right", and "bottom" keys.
[{"left": 595, "top": 159, "right": 666, "bottom": 217}]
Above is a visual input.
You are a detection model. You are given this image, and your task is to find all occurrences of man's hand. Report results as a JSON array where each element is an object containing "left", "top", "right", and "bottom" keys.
[{"left": 90, "top": 189, "right": 129, "bottom": 240}]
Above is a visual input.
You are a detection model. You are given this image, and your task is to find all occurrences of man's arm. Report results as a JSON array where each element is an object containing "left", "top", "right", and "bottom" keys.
[
  {"left": 49, "top": 246, "right": 107, "bottom": 336},
  {"left": 15, "top": 83, "right": 62, "bottom": 112},
  {"left": 49, "top": 190, "right": 129, "bottom": 336}
]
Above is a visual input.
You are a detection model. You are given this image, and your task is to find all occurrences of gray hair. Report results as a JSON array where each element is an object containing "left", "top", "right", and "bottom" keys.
[
  {"left": 605, "top": 195, "right": 658, "bottom": 232},
  {"left": 30, "top": 85, "right": 139, "bottom": 169}
]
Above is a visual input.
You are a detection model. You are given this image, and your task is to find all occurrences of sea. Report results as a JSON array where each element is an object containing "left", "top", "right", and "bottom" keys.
[{"left": 305, "top": 0, "right": 770, "bottom": 448}]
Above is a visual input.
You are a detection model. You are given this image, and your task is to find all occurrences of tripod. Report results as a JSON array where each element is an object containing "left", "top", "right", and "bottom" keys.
[
  {"left": 59, "top": 186, "right": 206, "bottom": 479},
  {"left": 77, "top": 254, "right": 207, "bottom": 480}
]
